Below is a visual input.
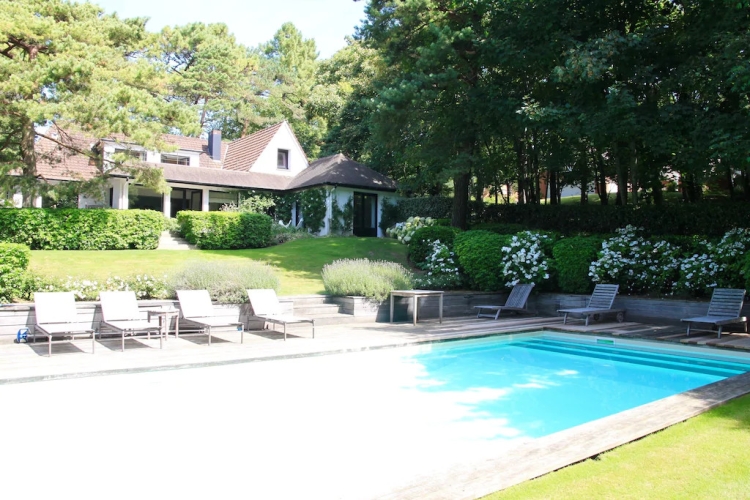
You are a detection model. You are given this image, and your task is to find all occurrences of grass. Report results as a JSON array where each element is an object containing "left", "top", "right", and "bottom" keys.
[
  {"left": 29, "top": 237, "right": 409, "bottom": 296},
  {"left": 485, "top": 393, "right": 750, "bottom": 499}
]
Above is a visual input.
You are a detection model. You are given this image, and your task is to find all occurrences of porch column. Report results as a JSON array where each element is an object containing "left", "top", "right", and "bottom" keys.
[
  {"left": 163, "top": 191, "right": 171, "bottom": 218},
  {"left": 111, "top": 178, "right": 129, "bottom": 209},
  {"left": 202, "top": 188, "right": 210, "bottom": 212}
]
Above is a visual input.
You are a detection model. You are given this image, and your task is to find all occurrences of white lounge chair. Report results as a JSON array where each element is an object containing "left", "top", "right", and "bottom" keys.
[
  {"left": 247, "top": 289, "right": 315, "bottom": 340},
  {"left": 558, "top": 284, "right": 625, "bottom": 326},
  {"left": 474, "top": 283, "right": 535, "bottom": 319},
  {"left": 100, "top": 291, "right": 163, "bottom": 351},
  {"left": 34, "top": 291, "right": 96, "bottom": 356},
  {"left": 176, "top": 290, "right": 244, "bottom": 345},
  {"left": 682, "top": 288, "right": 747, "bottom": 338}
]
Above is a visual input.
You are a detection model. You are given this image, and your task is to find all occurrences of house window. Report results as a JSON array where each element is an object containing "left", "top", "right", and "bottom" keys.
[
  {"left": 114, "top": 148, "right": 146, "bottom": 161},
  {"left": 160, "top": 154, "right": 191, "bottom": 165},
  {"left": 277, "top": 149, "right": 289, "bottom": 169}
]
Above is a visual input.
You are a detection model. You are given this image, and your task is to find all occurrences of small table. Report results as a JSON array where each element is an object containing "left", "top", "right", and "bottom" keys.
[
  {"left": 390, "top": 290, "right": 444, "bottom": 326},
  {"left": 148, "top": 308, "right": 180, "bottom": 341}
]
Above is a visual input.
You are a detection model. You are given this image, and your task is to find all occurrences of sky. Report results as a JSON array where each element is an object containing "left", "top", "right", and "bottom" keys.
[{"left": 91, "top": 0, "right": 370, "bottom": 59}]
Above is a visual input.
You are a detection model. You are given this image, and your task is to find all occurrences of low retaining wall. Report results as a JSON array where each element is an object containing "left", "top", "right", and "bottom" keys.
[{"left": 2, "top": 292, "right": 747, "bottom": 341}]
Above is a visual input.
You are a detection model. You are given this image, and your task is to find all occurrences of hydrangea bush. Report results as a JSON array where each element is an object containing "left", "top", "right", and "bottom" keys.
[
  {"left": 386, "top": 216, "right": 435, "bottom": 244},
  {"left": 589, "top": 226, "right": 680, "bottom": 295},
  {"left": 500, "top": 231, "right": 552, "bottom": 287},
  {"left": 674, "top": 228, "right": 750, "bottom": 295},
  {"left": 413, "top": 240, "right": 463, "bottom": 290}
]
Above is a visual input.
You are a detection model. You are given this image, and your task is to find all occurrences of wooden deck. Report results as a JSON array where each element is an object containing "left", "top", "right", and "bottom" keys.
[{"left": 2, "top": 315, "right": 750, "bottom": 499}]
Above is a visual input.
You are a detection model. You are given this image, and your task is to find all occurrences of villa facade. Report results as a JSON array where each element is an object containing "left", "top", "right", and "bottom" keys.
[{"left": 23, "top": 122, "right": 399, "bottom": 237}]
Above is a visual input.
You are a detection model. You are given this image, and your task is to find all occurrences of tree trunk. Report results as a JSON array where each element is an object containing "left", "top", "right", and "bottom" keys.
[
  {"left": 20, "top": 116, "right": 38, "bottom": 207},
  {"left": 629, "top": 141, "right": 638, "bottom": 205},
  {"left": 548, "top": 170, "right": 558, "bottom": 205},
  {"left": 515, "top": 138, "right": 525, "bottom": 205},
  {"left": 595, "top": 153, "right": 609, "bottom": 205},
  {"left": 614, "top": 144, "right": 628, "bottom": 205},
  {"left": 452, "top": 171, "right": 471, "bottom": 230}
]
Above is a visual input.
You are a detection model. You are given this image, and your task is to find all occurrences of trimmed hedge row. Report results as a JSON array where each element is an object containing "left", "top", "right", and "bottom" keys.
[
  {"left": 0, "top": 243, "right": 31, "bottom": 302},
  {"left": 178, "top": 211, "right": 272, "bottom": 249},
  {"left": 408, "top": 225, "right": 462, "bottom": 266},
  {"left": 0, "top": 209, "right": 164, "bottom": 250},
  {"left": 482, "top": 203, "right": 750, "bottom": 237}
]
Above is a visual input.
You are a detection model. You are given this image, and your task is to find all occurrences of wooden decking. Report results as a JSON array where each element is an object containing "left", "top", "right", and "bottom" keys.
[{"left": 2, "top": 315, "right": 750, "bottom": 500}]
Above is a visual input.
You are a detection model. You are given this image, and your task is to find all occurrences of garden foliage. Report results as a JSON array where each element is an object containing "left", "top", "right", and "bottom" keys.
[
  {"left": 169, "top": 260, "right": 280, "bottom": 304},
  {"left": 321, "top": 258, "right": 413, "bottom": 301},
  {"left": 386, "top": 216, "right": 435, "bottom": 243},
  {"left": 178, "top": 211, "right": 272, "bottom": 249},
  {"left": 413, "top": 240, "right": 463, "bottom": 290},
  {"left": 552, "top": 236, "right": 603, "bottom": 294},
  {"left": 453, "top": 231, "right": 509, "bottom": 291},
  {"left": 407, "top": 225, "right": 462, "bottom": 266},
  {"left": 500, "top": 231, "right": 553, "bottom": 288},
  {"left": 0, "top": 208, "right": 164, "bottom": 250},
  {"left": 0, "top": 243, "right": 31, "bottom": 302}
]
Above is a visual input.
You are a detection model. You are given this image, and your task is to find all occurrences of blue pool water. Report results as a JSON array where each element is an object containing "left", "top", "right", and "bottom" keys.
[{"left": 406, "top": 332, "right": 750, "bottom": 438}]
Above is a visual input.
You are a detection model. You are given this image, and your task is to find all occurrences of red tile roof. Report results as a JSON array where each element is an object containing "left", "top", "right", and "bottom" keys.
[
  {"left": 223, "top": 122, "right": 284, "bottom": 172},
  {"left": 34, "top": 131, "right": 100, "bottom": 181}
]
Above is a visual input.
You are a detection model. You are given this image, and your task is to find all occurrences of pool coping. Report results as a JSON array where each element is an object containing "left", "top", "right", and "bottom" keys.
[{"left": 3, "top": 322, "right": 750, "bottom": 500}]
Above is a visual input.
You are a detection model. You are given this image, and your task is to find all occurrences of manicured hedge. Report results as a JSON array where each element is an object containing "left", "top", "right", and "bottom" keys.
[
  {"left": 552, "top": 236, "right": 603, "bottom": 294},
  {"left": 178, "top": 211, "right": 272, "bottom": 249},
  {"left": 454, "top": 230, "right": 511, "bottom": 291},
  {"left": 481, "top": 203, "right": 750, "bottom": 237},
  {"left": 408, "top": 225, "right": 462, "bottom": 266},
  {"left": 0, "top": 243, "right": 31, "bottom": 302},
  {"left": 0, "top": 208, "right": 164, "bottom": 250}
]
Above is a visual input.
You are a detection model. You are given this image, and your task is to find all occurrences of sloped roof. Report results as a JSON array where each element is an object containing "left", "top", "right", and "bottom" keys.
[
  {"left": 223, "top": 122, "right": 284, "bottom": 172},
  {"left": 157, "top": 163, "right": 292, "bottom": 191},
  {"left": 103, "top": 133, "right": 228, "bottom": 169},
  {"left": 287, "top": 153, "right": 398, "bottom": 192},
  {"left": 35, "top": 131, "right": 99, "bottom": 181}
]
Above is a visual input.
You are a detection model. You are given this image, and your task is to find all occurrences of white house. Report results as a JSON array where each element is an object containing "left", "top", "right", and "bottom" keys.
[{"left": 23, "top": 122, "right": 399, "bottom": 237}]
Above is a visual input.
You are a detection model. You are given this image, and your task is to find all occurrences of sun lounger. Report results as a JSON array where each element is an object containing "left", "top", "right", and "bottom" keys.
[
  {"left": 474, "top": 283, "right": 535, "bottom": 320},
  {"left": 682, "top": 288, "right": 747, "bottom": 338},
  {"left": 100, "top": 291, "right": 163, "bottom": 351},
  {"left": 247, "top": 289, "right": 315, "bottom": 340},
  {"left": 34, "top": 292, "right": 96, "bottom": 356},
  {"left": 176, "top": 290, "right": 244, "bottom": 345},
  {"left": 558, "top": 284, "right": 625, "bottom": 326}
]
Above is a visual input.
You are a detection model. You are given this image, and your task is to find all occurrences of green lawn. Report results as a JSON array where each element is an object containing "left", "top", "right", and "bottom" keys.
[
  {"left": 486, "top": 393, "right": 750, "bottom": 499},
  {"left": 29, "top": 237, "right": 409, "bottom": 296}
]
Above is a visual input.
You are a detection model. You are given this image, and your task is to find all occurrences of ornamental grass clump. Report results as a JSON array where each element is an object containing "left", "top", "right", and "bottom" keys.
[
  {"left": 322, "top": 259, "right": 413, "bottom": 302},
  {"left": 169, "top": 260, "right": 280, "bottom": 304}
]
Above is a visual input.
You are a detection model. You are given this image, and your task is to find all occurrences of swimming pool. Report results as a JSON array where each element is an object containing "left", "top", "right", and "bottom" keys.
[
  {"left": 2, "top": 331, "right": 748, "bottom": 499},
  {"left": 406, "top": 331, "right": 750, "bottom": 438}
]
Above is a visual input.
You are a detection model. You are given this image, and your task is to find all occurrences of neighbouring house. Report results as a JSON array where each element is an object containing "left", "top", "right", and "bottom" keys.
[{"left": 13, "top": 121, "right": 399, "bottom": 237}]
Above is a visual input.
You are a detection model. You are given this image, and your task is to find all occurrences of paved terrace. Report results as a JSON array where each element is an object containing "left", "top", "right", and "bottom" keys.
[{"left": 3, "top": 315, "right": 750, "bottom": 499}]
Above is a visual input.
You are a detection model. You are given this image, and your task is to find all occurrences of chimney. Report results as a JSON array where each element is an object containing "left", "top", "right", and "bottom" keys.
[{"left": 208, "top": 129, "right": 222, "bottom": 161}]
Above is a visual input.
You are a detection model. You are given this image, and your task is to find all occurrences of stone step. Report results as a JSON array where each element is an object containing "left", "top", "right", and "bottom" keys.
[
  {"left": 157, "top": 231, "right": 195, "bottom": 250},
  {"left": 284, "top": 295, "right": 334, "bottom": 307},
  {"left": 293, "top": 304, "right": 342, "bottom": 316}
]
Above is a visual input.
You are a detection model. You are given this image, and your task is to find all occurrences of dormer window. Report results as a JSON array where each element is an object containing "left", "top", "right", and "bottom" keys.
[
  {"left": 277, "top": 149, "right": 289, "bottom": 169},
  {"left": 161, "top": 153, "right": 191, "bottom": 166},
  {"left": 114, "top": 148, "right": 146, "bottom": 161}
]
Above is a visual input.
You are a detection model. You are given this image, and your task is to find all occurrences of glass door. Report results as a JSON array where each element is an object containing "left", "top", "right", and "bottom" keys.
[{"left": 353, "top": 192, "right": 378, "bottom": 237}]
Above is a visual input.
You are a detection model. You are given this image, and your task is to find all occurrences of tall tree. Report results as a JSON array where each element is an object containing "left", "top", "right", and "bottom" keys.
[{"left": 0, "top": 0, "right": 197, "bottom": 205}]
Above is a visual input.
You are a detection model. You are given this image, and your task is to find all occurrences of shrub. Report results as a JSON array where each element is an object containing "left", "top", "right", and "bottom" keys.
[
  {"left": 470, "top": 222, "right": 526, "bottom": 235},
  {"left": 321, "top": 258, "right": 413, "bottom": 302},
  {"left": 386, "top": 216, "right": 436, "bottom": 244},
  {"left": 408, "top": 225, "right": 462, "bottom": 266},
  {"left": 413, "top": 240, "right": 463, "bottom": 290},
  {"left": 395, "top": 197, "right": 453, "bottom": 220},
  {"left": 298, "top": 188, "right": 327, "bottom": 234},
  {"left": 0, "top": 243, "right": 31, "bottom": 302},
  {"left": 454, "top": 231, "right": 508, "bottom": 291},
  {"left": 552, "top": 236, "right": 603, "bottom": 294},
  {"left": 0, "top": 208, "right": 164, "bottom": 250},
  {"left": 589, "top": 226, "right": 681, "bottom": 295},
  {"left": 500, "top": 231, "right": 553, "bottom": 288},
  {"left": 379, "top": 197, "right": 401, "bottom": 233},
  {"left": 674, "top": 228, "right": 750, "bottom": 295},
  {"left": 22, "top": 273, "right": 171, "bottom": 301},
  {"left": 169, "top": 260, "right": 280, "bottom": 304},
  {"left": 178, "top": 211, "right": 272, "bottom": 249},
  {"left": 270, "top": 223, "right": 313, "bottom": 245},
  {"left": 743, "top": 252, "right": 750, "bottom": 293}
]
